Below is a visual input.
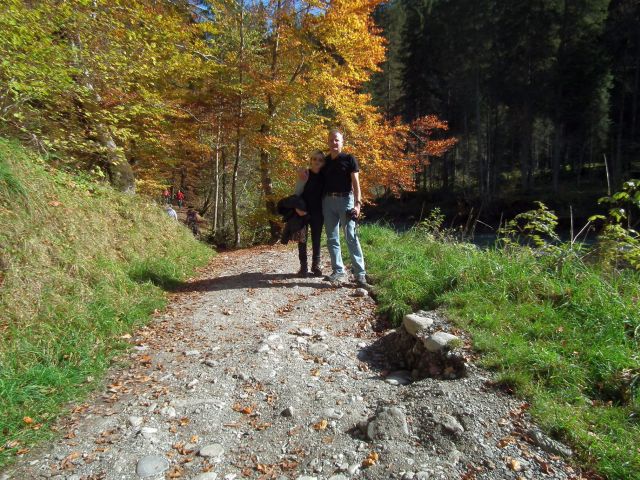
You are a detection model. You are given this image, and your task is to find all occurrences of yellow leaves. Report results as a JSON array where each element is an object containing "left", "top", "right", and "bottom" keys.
[
  {"left": 362, "top": 451, "right": 379, "bottom": 468},
  {"left": 22, "top": 416, "right": 33, "bottom": 425},
  {"left": 312, "top": 419, "right": 328, "bottom": 431},
  {"left": 232, "top": 403, "right": 254, "bottom": 415}
]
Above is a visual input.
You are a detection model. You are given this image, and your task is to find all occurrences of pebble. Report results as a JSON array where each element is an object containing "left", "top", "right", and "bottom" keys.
[
  {"left": 140, "top": 427, "right": 158, "bottom": 438},
  {"left": 299, "top": 327, "right": 314, "bottom": 336},
  {"left": 281, "top": 406, "right": 295, "bottom": 417},
  {"left": 160, "top": 406, "right": 176, "bottom": 417},
  {"left": 257, "top": 344, "right": 270, "bottom": 353},
  {"left": 415, "top": 472, "right": 430, "bottom": 480},
  {"left": 385, "top": 370, "right": 413, "bottom": 386},
  {"left": 193, "top": 473, "right": 218, "bottom": 480},
  {"left": 352, "top": 288, "right": 368, "bottom": 297},
  {"left": 347, "top": 463, "right": 360, "bottom": 475},
  {"left": 323, "top": 407, "right": 344, "bottom": 419},
  {"left": 402, "top": 473, "right": 416, "bottom": 480},
  {"left": 136, "top": 455, "right": 169, "bottom": 477},
  {"left": 187, "top": 379, "right": 199, "bottom": 389},
  {"left": 438, "top": 414, "right": 464, "bottom": 436},
  {"left": 185, "top": 350, "right": 200, "bottom": 356},
  {"left": 199, "top": 443, "right": 225, "bottom": 460},
  {"left": 328, "top": 475, "right": 348, "bottom": 480},
  {"left": 127, "top": 416, "right": 143, "bottom": 428}
]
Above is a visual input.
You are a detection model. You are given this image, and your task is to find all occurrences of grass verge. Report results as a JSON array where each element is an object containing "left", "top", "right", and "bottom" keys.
[
  {"left": 360, "top": 223, "right": 640, "bottom": 480},
  {"left": 0, "top": 139, "right": 212, "bottom": 468}
]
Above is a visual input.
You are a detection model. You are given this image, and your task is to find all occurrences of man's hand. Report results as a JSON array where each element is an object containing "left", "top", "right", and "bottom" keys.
[
  {"left": 297, "top": 168, "right": 309, "bottom": 182},
  {"left": 295, "top": 208, "right": 307, "bottom": 216},
  {"left": 353, "top": 202, "right": 361, "bottom": 218}
]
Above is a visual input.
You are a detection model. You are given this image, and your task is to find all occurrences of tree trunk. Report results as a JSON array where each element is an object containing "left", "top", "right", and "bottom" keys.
[
  {"left": 221, "top": 146, "right": 228, "bottom": 231},
  {"left": 213, "top": 122, "right": 221, "bottom": 234},
  {"left": 552, "top": 123, "right": 564, "bottom": 193},
  {"left": 232, "top": 0, "right": 246, "bottom": 248},
  {"left": 95, "top": 122, "right": 136, "bottom": 194},
  {"left": 259, "top": 0, "right": 282, "bottom": 242}
]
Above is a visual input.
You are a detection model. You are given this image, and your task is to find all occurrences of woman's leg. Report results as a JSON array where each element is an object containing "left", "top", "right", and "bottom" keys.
[
  {"left": 298, "top": 225, "right": 309, "bottom": 272},
  {"left": 310, "top": 214, "right": 323, "bottom": 270}
]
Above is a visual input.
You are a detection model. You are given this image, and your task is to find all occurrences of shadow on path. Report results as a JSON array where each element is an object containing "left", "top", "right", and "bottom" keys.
[{"left": 132, "top": 271, "right": 333, "bottom": 292}]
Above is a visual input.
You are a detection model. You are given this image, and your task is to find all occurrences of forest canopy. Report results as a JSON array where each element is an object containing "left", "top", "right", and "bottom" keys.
[
  {"left": 370, "top": 0, "right": 640, "bottom": 204},
  {"left": 0, "top": 0, "right": 435, "bottom": 245}
]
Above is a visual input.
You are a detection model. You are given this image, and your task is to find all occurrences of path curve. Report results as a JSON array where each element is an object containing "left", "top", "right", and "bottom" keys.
[{"left": 4, "top": 246, "right": 581, "bottom": 480}]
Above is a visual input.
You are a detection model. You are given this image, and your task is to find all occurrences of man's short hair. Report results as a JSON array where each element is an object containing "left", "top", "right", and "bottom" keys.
[{"left": 328, "top": 128, "right": 343, "bottom": 138}]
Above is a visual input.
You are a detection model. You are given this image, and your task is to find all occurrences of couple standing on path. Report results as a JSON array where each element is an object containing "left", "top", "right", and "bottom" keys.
[{"left": 295, "top": 129, "right": 368, "bottom": 289}]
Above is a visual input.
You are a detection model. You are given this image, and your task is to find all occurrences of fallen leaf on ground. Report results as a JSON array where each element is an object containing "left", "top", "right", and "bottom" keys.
[
  {"left": 312, "top": 419, "right": 328, "bottom": 431},
  {"left": 507, "top": 457, "right": 522, "bottom": 471},
  {"left": 362, "top": 451, "right": 379, "bottom": 468}
]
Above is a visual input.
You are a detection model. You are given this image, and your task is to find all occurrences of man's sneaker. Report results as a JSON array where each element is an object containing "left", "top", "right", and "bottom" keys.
[
  {"left": 355, "top": 275, "right": 372, "bottom": 290},
  {"left": 311, "top": 265, "right": 323, "bottom": 277},
  {"left": 324, "top": 271, "right": 346, "bottom": 283},
  {"left": 297, "top": 267, "right": 309, "bottom": 278}
]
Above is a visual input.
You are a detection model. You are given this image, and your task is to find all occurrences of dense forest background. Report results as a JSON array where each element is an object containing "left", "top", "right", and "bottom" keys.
[
  {"left": 369, "top": 0, "right": 640, "bottom": 226},
  {"left": 2, "top": 0, "right": 640, "bottom": 241}
]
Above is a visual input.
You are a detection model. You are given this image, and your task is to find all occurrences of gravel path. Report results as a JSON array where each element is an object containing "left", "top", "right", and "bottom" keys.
[{"left": 3, "top": 246, "right": 585, "bottom": 480}]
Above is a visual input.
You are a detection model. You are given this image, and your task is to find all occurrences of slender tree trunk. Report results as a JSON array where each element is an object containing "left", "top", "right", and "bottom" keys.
[
  {"left": 552, "top": 123, "right": 563, "bottom": 193},
  {"left": 475, "top": 70, "right": 484, "bottom": 194},
  {"left": 259, "top": 0, "right": 282, "bottom": 241},
  {"left": 232, "top": 0, "right": 245, "bottom": 248},
  {"left": 221, "top": 146, "right": 228, "bottom": 231},
  {"left": 213, "top": 121, "right": 221, "bottom": 233}
]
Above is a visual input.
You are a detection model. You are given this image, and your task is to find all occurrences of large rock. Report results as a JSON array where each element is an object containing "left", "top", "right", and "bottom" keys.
[
  {"left": 403, "top": 313, "right": 434, "bottom": 337},
  {"left": 136, "top": 455, "right": 169, "bottom": 477},
  {"left": 423, "top": 331, "right": 460, "bottom": 352},
  {"left": 366, "top": 407, "right": 409, "bottom": 441}
]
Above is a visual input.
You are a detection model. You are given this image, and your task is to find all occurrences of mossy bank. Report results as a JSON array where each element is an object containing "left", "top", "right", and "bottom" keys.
[{"left": 0, "top": 139, "right": 212, "bottom": 467}]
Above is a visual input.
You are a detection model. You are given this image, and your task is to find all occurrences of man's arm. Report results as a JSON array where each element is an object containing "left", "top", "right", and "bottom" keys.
[{"left": 351, "top": 171, "right": 362, "bottom": 216}]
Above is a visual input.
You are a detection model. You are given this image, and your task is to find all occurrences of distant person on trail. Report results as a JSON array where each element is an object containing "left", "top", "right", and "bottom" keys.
[
  {"left": 294, "top": 150, "right": 326, "bottom": 277},
  {"left": 176, "top": 190, "right": 185, "bottom": 208},
  {"left": 166, "top": 205, "right": 178, "bottom": 220},
  {"left": 186, "top": 206, "right": 202, "bottom": 236},
  {"left": 162, "top": 188, "right": 171, "bottom": 205},
  {"left": 322, "top": 129, "right": 369, "bottom": 288}
]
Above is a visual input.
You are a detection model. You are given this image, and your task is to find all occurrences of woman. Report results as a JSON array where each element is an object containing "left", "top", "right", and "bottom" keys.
[{"left": 294, "top": 150, "right": 325, "bottom": 277}]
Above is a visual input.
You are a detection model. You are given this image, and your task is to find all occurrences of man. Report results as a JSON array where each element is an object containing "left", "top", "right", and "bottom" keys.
[
  {"left": 322, "top": 129, "right": 368, "bottom": 288},
  {"left": 176, "top": 189, "right": 185, "bottom": 208}
]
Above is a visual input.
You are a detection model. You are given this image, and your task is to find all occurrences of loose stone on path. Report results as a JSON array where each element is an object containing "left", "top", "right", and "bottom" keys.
[
  {"left": 135, "top": 455, "right": 169, "bottom": 477},
  {"left": 199, "top": 443, "right": 225, "bottom": 460}
]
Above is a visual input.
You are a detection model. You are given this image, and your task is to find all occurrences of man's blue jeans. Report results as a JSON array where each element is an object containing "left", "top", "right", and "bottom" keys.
[{"left": 323, "top": 193, "right": 366, "bottom": 277}]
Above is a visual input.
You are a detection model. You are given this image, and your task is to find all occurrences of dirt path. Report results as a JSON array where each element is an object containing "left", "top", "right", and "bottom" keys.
[{"left": 3, "top": 246, "right": 582, "bottom": 480}]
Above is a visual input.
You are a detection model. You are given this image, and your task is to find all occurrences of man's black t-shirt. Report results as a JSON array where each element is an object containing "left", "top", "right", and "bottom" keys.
[
  {"left": 322, "top": 153, "right": 359, "bottom": 193},
  {"left": 301, "top": 170, "right": 324, "bottom": 214}
]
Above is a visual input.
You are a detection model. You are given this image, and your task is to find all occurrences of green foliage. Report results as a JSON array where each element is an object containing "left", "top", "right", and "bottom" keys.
[
  {"left": 0, "top": 139, "right": 212, "bottom": 468},
  {"left": 499, "top": 201, "right": 560, "bottom": 249},
  {"left": 361, "top": 222, "right": 640, "bottom": 479},
  {"left": 590, "top": 180, "right": 640, "bottom": 269}
]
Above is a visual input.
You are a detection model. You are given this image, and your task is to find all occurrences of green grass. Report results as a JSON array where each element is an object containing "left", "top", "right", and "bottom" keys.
[
  {"left": 0, "top": 139, "right": 212, "bottom": 467},
  {"left": 360, "top": 223, "right": 640, "bottom": 480}
]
